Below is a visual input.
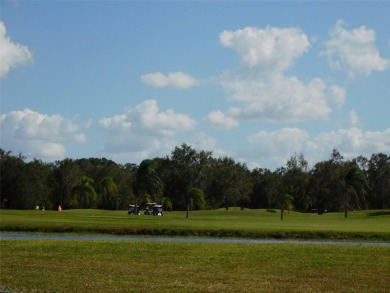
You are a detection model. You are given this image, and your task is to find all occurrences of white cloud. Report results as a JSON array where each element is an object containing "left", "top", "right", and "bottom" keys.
[
  {"left": 205, "top": 110, "right": 239, "bottom": 130},
  {"left": 141, "top": 72, "right": 199, "bottom": 89},
  {"left": 0, "top": 109, "right": 88, "bottom": 159},
  {"left": 349, "top": 110, "right": 359, "bottom": 126},
  {"left": 309, "top": 128, "right": 390, "bottom": 159},
  {"left": 246, "top": 126, "right": 390, "bottom": 169},
  {"left": 0, "top": 21, "right": 33, "bottom": 78},
  {"left": 186, "top": 132, "right": 232, "bottom": 159},
  {"left": 322, "top": 20, "right": 390, "bottom": 79},
  {"left": 220, "top": 72, "right": 345, "bottom": 122},
  {"left": 132, "top": 99, "right": 197, "bottom": 135},
  {"left": 248, "top": 128, "right": 309, "bottom": 158},
  {"left": 220, "top": 26, "right": 310, "bottom": 72},
  {"left": 219, "top": 26, "right": 345, "bottom": 122},
  {"left": 187, "top": 132, "right": 217, "bottom": 152},
  {"left": 99, "top": 99, "right": 197, "bottom": 161},
  {"left": 99, "top": 114, "right": 131, "bottom": 132}
]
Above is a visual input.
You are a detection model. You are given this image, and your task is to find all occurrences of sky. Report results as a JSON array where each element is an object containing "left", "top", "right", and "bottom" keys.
[{"left": 1, "top": 1, "right": 389, "bottom": 170}]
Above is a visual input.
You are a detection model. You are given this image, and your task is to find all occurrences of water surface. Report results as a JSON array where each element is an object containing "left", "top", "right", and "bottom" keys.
[{"left": 1, "top": 233, "right": 389, "bottom": 246}]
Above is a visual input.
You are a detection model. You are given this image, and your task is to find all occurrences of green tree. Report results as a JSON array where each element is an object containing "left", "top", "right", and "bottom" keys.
[
  {"left": 343, "top": 166, "right": 368, "bottom": 218},
  {"left": 250, "top": 168, "right": 273, "bottom": 209},
  {"left": 23, "top": 159, "right": 53, "bottom": 210},
  {"left": 49, "top": 159, "right": 82, "bottom": 209},
  {"left": 308, "top": 149, "right": 346, "bottom": 212},
  {"left": 281, "top": 193, "right": 294, "bottom": 220},
  {"left": 167, "top": 144, "right": 213, "bottom": 211},
  {"left": 186, "top": 187, "right": 206, "bottom": 218},
  {"left": 0, "top": 150, "right": 27, "bottom": 209},
  {"left": 265, "top": 167, "right": 285, "bottom": 211},
  {"left": 100, "top": 176, "right": 119, "bottom": 210},
  {"left": 133, "top": 159, "right": 163, "bottom": 213},
  {"left": 367, "top": 153, "right": 390, "bottom": 208},
  {"left": 264, "top": 168, "right": 294, "bottom": 219},
  {"left": 115, "top": 163, "right": 137, "bottom": 210},
  {"left": 0, "top": 151, "right": 53, "bottom": 210},
  {"left": 72, "top": 176, "right": 97, "bottom": 208},
  {"left": 284, "top": 153, "right": 310, "bottom": 211},
  {"left": 206, "top": 157, "right": 252, "bottom": 209},
  {"left": 161, "top": 196, "right": 173, "bottom": 212}
]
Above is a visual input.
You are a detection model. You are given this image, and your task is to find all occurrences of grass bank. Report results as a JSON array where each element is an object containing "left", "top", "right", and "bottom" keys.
[
  {"left": 1, "top": 239, "right": 389, "bottom": 292},
  {"left": 1, "top": 208, "right": 389, "bottom": 241}
]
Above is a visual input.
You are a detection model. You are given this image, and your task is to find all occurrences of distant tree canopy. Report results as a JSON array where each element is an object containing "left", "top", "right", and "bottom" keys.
[{"left": 1, "top": 147, "right": 389, "bottom": 212}]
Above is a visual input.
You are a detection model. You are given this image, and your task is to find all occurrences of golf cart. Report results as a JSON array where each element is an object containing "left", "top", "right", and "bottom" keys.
[
  {"left": 144, "top": 203, "right": 163, "bottom": 216},
  {"left": 152, "top": 205, "right": 163, "bottom": 216},
  {"left": 144, "top": 203, "right": 157, "bottom": 215},
  {"left": 128, "top": 204, "right": 140, "bottom": 215}
]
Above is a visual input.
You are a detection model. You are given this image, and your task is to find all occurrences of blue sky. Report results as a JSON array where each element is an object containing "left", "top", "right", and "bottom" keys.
[{"left": 1, "top": 1, "right": 389, "bottom": 170}]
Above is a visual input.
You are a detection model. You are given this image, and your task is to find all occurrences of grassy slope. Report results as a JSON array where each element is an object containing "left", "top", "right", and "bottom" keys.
[
  {"left": 1, "top": 208, "right": 389, "bottom": 240},
  {"left": 1, "top": 240, "right": 389, "bottom": 292}
]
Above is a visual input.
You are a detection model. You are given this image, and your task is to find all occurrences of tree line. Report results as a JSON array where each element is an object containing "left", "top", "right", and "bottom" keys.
[{"left": 1, "top": 146, "right": 389, "bottom": 216}]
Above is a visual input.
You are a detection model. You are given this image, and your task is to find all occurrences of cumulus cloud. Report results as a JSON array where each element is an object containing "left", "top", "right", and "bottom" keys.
[
  {"left": 186, "top": 132, "right": 229, "bottom": 158},
  {"left": 220, "top": 26, "right": 310, "bottom": 72},
  {"left": 247, "top": 126, "right": 390, "bottom": 168},
  {"left": 205, "top": 110, "right": 239, "bottom": 130},
  {"left": 220, "top": 72, "right": 345, "bottom": 122},
  {"left": 248, "top": 128, "right": 309, "bottom": 159},
  {"left": 187, "top": 132, "right": 217, "bottom": 152},
  {"left": 0, "top": 109, "right": 88, "bottom": 159},
  {"left": 322, "top": 20, "right": 390, "bottom": 79},
  {"left": 218, "top": 26, "right": 345, "bottom": 122},
  {"left": 0, "top": 21, "right": 34, "bottom": 78},
  {"left": 309, "top": 128, "right": 390, "bottom": 159},
  {"left": 141, "top": 72, "right": 199, "bottom": 89},
  {"left": 99, "top": 99, "right": 197, "bottom": 161}
]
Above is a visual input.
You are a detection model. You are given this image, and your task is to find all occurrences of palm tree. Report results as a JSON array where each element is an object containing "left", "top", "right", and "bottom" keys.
[
  {"left": 72, "top": 176, "right": 96, "bottom": 209},
  {"left": 281, "top": 194, "right": 294, "bottom": 220},
  {"left": 133, "top": 159, "right": 163, "bottom": 213},
  {"left": 101, "top": 177, "right": 118, "bottom": 210},
  {"left": 344, "top": 167, "right": 368, "bottom": 218},
  {"left": 186, "top": 187, "right": 206, "bottom": 218}
]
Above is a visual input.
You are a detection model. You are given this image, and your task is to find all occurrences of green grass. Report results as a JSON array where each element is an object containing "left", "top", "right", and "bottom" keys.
[
  {"left": 1, "top": 208, "right": 390, "bottom": 240},
  {"left": 1, "top": 239, "right": 389, "bottom": 292},
  {"left": 1, "top": 209, "right": 389, "bottom": 292}
]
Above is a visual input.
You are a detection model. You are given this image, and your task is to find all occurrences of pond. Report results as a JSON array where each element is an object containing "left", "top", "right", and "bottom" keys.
[{"left": 1, "top": 233, "right": 389, "bottom": 246}]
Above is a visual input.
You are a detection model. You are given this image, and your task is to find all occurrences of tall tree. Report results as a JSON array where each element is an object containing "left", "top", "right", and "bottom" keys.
[
  {"left": 250, "top": 168, "right": 273, "bottom": 209},
  {"left": 308, "top": 149, "right": 346, "bottom": 212},
  {"left": 206, "top": 157, "right": 252, "bottom": 209},
  {"left": 100, "top": 176, "right": 119, "bottom": 210},
  {"left": 72, "top": 176, "right": 97, "bottom": 209},
  {"left": 49, "top": 159, "right": 82, "bottom": 209},
  {"left": 23, "top": 159, "right": 53, "bottom": 209},
  {"left": 133, "top": 159, "right": 163, "bottom": 213},
  {"left": 168, "top": 144, "right": 213, "bottom": 211},
  {"left": 367, "top": 153, "right": 390, "bottom": 209},
  {"left": 265, "top": 167, "right": 285, "bottom": 211},
  {"left": 343, "top": 166, "right": 368, "bottom": 218},
  {"left": 280, "top": 194, "right": 294, "bottom": 220},
  {"left": 186, "top": 187, "right": 206, "bottom": 218},
  {"left": 283, "top": 153, "right": 310, "bottom": 211},
  {"left": 0, "top": 150, "right": 27, "bottom": 209}
]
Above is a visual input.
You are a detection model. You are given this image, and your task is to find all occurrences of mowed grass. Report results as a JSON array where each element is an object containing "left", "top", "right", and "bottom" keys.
[
  {"left": 1, "top": 239, "right": 389, "bottom": 292},
  {"left": 1, "top": 208, "right": 390, "bottom": 240},
  {"left": 1, "top": 210, "right": 389, "bottom": 292}
]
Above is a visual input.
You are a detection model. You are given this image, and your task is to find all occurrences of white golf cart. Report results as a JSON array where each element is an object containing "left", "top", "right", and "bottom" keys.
[{"left": 128, "top": 204, "right": 140, "bottom": 215}]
